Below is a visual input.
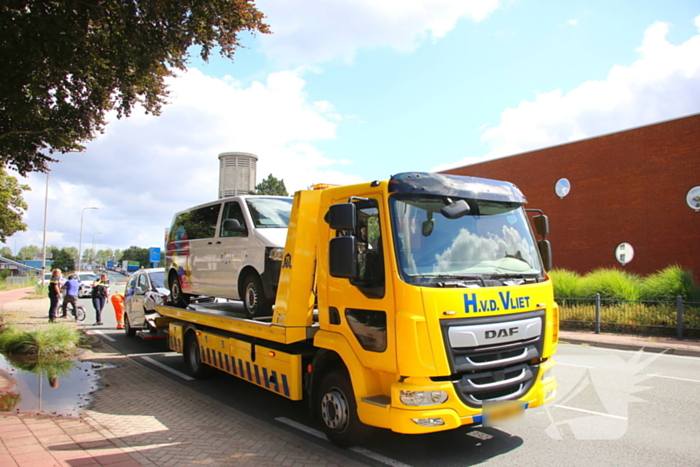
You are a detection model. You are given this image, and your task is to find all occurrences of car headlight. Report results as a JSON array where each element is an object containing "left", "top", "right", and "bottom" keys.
[
  {"left": 268, "top": 248, "right": 284, "bottom": 261},
  {"left": 400, "top": 390, "right": 448, "bottom": 406}
]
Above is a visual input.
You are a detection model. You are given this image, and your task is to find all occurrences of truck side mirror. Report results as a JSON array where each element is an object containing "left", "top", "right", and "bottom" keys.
[
  {"left": 533, "top": 214, "right": 549, "bottom": 238},
  {"left": 328, "top": 203, "right": 356, "bottom": 230},
  {"left": 329, "top": 236, "right": 357, "bottom": 278},
  {"left": 223, "top": 219, "right": 245, "bottom": 232},
  {"left": 538, "top": 239, "right": 552, "bottom": 271}
]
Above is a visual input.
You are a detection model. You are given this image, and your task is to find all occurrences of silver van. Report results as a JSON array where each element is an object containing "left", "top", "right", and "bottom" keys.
[{"left": 165, "top": 196, "right": 292, "bottom": 317}]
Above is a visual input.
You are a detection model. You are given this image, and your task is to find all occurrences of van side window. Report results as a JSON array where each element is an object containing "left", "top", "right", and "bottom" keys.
[
  {"left": 173, "top": 205, "right": 220, "bottom": 240},
  {"left": 220, "top": 201, "right": 248, "bottom": 237}
]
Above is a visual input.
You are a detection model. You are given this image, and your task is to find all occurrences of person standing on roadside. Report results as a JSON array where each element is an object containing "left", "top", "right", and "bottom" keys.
[
  {"left": 91, "top": 273, "right": 110, "bottom": 325},
  {"left": 60, "top": 274, "right": 82, "bottom": 318},
  {"left": 47, "top": 269, "right": 62, "bottom": 323}
]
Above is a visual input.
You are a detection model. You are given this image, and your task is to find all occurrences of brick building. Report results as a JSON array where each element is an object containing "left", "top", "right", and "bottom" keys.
[{"left": 442, "top": 113, "right": 700, "bottom": 280}]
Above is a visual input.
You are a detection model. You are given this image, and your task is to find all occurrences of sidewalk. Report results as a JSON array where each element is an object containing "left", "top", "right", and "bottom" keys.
[
  {"left": 0, "top": 290, "right": 367, "bottom": 467},
  {"left": 1, "top": 289, "right": 699, "bottom": 466}
]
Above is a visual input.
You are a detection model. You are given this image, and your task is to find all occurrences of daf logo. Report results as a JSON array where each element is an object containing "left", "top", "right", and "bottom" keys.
[{"left": 485, "top": 327, "right": 519, "bottom": 339}]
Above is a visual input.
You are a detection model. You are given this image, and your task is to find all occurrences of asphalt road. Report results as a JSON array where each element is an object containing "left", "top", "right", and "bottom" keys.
[{"left": 85, "top": 275, "right": 700, "bottom": 467}]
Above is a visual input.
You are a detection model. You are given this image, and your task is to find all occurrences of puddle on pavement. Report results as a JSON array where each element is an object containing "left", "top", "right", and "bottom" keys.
[{"left": 0, "top": 353, "right": 113, "bottom": 417}]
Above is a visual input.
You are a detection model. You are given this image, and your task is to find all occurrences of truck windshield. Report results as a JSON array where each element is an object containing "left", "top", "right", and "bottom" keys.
[
  {"left": 245, "top": 197, "right": 292, "bottom": 228},
  {"left": 389, "top": 194, "right": 543, "bottom": 286}
]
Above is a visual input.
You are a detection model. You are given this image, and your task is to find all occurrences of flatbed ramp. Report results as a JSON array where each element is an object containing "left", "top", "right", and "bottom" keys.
[{"left": 155, "top": 303, "right": 317, "bottom": 345}]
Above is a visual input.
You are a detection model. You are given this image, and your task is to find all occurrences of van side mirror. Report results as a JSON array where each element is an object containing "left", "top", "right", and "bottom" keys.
[
  {"left": 533, "top": 214, "right": 549, "bottom": 238},
  {"left": 328, "top": 203, "right": 356, "bottom": 230},
  {"left": 329, "top": 236, "right": 357, "bottom": 278},
  {"left": 538, "top": 239, "right": 552, "bottom": 272},
  {"left": 223, "top": 219, "right": 245, "bottom": 232}
]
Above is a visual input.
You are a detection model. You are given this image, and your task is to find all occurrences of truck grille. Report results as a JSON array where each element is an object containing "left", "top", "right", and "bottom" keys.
[{"left": 439, "top": 310, "right": 545, "bottom": 408}]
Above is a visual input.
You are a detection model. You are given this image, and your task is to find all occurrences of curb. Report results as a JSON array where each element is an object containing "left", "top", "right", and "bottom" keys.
[{"left": 559, "top": 331, "right": 700, "bottom": 358}]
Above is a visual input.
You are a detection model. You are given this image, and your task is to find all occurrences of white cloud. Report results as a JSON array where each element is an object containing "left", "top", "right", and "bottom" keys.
[
  {"left": 257, "top": 0, "right": 502, "bottom": 64},
  {"left": 11, "top": 67, "right": 361, "bottom": 253},
  {"left": 436, "top": 15, "right": 700, "bottom": 171}
]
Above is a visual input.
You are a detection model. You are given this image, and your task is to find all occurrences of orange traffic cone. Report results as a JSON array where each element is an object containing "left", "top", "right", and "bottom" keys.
[{"left": 111, "top": 293, "right": 125, "bottom": 329}]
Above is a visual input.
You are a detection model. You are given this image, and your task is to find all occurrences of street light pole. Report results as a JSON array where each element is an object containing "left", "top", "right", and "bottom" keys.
[
  {"left": 40, "top": 172, "right": 50, "bottom": 274},
  {"left": 78, "top": 207, "right": 98, "bottom": 272},
  {"left": 91, "top": 232, "right": 102, "bottom": 267}
]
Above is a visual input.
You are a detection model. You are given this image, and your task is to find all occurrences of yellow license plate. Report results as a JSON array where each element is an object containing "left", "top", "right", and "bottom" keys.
[{"left": 482, "top": 400, "right": 524, "bottom": 426}]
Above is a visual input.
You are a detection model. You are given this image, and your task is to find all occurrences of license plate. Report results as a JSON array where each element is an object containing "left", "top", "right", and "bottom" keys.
[{"left": 482, "top": 400, "right": 524, "bottom": 426}]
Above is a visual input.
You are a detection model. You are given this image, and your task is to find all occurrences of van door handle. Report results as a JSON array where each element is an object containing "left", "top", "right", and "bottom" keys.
[
  {"left": 207, "top": 242, "right": 213, "bottom": 245},
  {"left": 216, "top": 241, "right": 221, "bottom": 244}
]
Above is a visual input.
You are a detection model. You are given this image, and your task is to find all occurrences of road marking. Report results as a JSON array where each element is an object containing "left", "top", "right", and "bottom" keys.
[
  {"left": 91, "top": 330, "right": 116, "bottom": 342},
  {"left": 647, "top": 374, "right": 700, "bottom": 384},
  {"left": 557, "top": 362, "right": 595, "bottom": 369},
  {"left": 350, "top": 447, "right": 414, "bottom": 467},
  {"left": 140, "top": 356, "right": 194, "bottom": 381},
  {"left": 553, "top": 405, "right": 627, "bottom": 420},
  {"left": 275, "top": 417, "right": 327, "bottom": 440},
  {"left": 467, "top": 430, "right": 493, "bottom": 440},
  {"left": 275, "top": 417, "right": 412, "bottom": 467}
]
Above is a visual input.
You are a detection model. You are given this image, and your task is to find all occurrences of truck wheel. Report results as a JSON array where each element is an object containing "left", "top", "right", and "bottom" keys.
[
  {"left": 169, "top": 275, "right": 190, "bottom": 308},
  {"left": 243, "top": 274, "right": 271, "bottom": 318},
  {"left": 318, "top": 371, "right": 373, "bottom": 447},
  {"left": 124, "top": 312, "right": 136, "bottom": 337},
  {"left": 184, "top": 333, "right": 210, "bottom": 379}
]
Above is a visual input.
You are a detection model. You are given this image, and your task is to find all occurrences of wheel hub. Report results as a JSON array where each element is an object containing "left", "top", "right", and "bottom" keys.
[
  {"left": 321, "top": 389, "right": 348, "bottom": 430},
  {"left": 245, "top": 285, "right": 258, "bottom": 310}
]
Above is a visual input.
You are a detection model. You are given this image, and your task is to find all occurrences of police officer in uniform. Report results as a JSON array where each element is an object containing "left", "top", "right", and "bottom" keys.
[
  {"left": 47, "top": 269, "right": 62, "bottom": 323},
  {"left": 91, "top": 273, "right": 110, "bottom": 325}
]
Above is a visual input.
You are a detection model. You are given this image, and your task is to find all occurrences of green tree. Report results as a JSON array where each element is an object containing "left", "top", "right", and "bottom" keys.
[
  {"left": 1, "top": 0, "right": 270, "bottom": 175},
  {"left": 119, "top": 246, "right": 150, "bottom": 267},
  {"left": 252, "top": 174, "right": 289, "bottom": 196},
  {"left": 51, "top": 248, "right": 75, "bottom": 272},
  {"left": 17, "top": 245, "right": 40, "bottom": 260},
  {"left": 0, "top": 246, "right": 13, "bottom": 259},
  {"left": 0, "top": 167, "right": 30, "bottom": 241}
]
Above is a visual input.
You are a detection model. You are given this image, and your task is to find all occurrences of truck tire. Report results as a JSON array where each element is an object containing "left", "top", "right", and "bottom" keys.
[
  {"left": 184, "top": 333, "right": 211, "bottom": 379},
  {"left": 243, "top": 274, "right": 272, "bottom": 318},
  {"left": 124, "top": 312, "right": 136, "bottom": 337},
  {"left": 318, "top": 371, "right": 373, "bottom": 447},
  {"left": 169, "top": 275, "right": 190, "bottom": 308}
]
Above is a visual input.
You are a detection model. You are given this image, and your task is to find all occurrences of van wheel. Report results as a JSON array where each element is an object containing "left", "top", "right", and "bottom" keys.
[
  {"left": 318, "top": 371, "right": 373, "bottom": 448},
  {"left": 184, "top": 332, "right": 210, "bottom": 379},
  {"left": 243, "top": 274, "right": 271, "bottom": 318},
  {"left": 124, "top": 312, "right": 136, "bottom": 337},
  {"left": 169, "top": 275, "right": 190, "bottom": 308}
]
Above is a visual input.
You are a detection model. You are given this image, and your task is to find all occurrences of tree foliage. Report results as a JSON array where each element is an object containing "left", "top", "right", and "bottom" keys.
[
  {"left": 0, "top": 0, "right": 270, "bottom": 175},
  {"left": 0, "top": 246, "right": 13, "bottom": 259},
  {"left": 51, "top": 248, "right": 75, "bottom": 272},
  {"left": 119, "top": 245, "right": 150, "bottom": 267},
  {"left": 253, "top": 174, "right": 289, "bottom": 196},
  {"left": 0, "top": 167, "right": 29, "bottom": 241}
]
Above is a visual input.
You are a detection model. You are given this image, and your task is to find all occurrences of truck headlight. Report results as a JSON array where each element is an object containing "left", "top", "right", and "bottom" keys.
[
  {"left": 400, "top": 390, "right": 448, "bottom": 406},
  {"left": 541, "top": 367, "right": 553, "bottom": 382},
  {"left": 268, "top": 248, "right": 284, "bottom": 261},
  {"left": 411, "top": 417, "right": 445, "bottom": 427}
]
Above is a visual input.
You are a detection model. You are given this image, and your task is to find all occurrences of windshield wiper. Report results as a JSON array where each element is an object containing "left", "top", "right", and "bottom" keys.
[
  {"left": 487, "top": 273, "right": 540, "bottom": 284},
  {"left": 418, "top": 274, "right": 485, "bottom": 288}
]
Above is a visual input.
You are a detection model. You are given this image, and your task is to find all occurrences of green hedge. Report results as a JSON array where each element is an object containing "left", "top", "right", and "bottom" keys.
[{"left": 550, "top": 265, "right": 700, "bottom": 302}]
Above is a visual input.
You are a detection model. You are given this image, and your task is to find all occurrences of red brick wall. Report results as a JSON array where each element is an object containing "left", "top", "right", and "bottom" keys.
[{"left": 442, "top": 114, "right": 700, "bottom": 281}]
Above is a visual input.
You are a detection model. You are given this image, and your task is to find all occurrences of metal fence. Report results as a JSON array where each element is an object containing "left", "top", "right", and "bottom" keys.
[{"left": 557, "top": 295, "right": 700, "bottom": 340}]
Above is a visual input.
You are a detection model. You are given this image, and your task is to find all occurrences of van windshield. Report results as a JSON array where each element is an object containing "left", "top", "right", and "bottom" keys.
[{"left": 245, "top": 198, "right": 293, "bottom": 228}]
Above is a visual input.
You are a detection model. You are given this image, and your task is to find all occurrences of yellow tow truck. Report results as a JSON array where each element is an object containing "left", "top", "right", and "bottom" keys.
[{"left": 156, "top": 172, "right": 558, "bottom": 447}]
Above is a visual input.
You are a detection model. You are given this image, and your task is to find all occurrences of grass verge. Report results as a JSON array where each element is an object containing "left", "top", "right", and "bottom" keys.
[{"left": 0, "top": 316, "right": 83, "bottom": 358}]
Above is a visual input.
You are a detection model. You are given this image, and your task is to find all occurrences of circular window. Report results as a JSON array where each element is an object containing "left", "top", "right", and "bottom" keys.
[
  {"left": 555, "top": 178, "right": 570, "bottom": 198},
  {"left": 686, "top": 186, "right": 700, "bottom": 211},
  {"left": 615, "top": 243, "right": 634, "bottom": 266}
]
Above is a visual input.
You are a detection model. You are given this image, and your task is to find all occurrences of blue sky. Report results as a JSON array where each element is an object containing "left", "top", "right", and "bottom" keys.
[{"left": 7, "top": 0, "right": 700, "bottom": 255}]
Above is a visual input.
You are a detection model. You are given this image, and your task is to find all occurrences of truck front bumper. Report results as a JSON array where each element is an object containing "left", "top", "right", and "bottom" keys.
[{"left": 360, "top": 359, "right": 557, "bottom": 435}]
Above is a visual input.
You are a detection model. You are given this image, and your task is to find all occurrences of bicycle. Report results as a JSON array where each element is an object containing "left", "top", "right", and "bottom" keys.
[{"left": 63, "top": 301, "right": 87, "bottom": 322}]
